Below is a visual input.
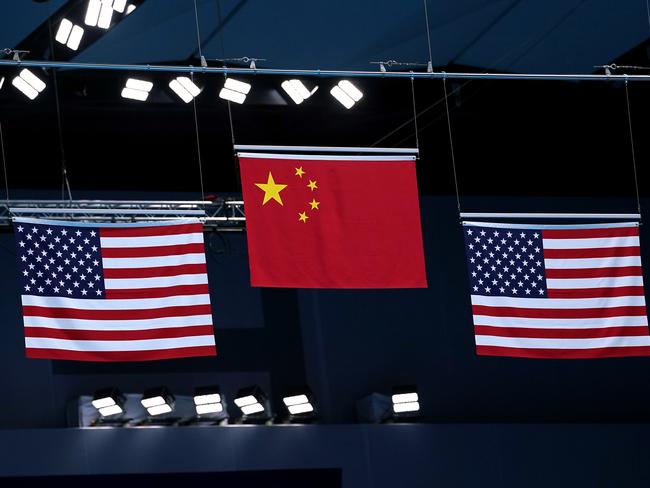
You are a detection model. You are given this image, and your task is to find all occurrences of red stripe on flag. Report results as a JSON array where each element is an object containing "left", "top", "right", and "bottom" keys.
[
  {"left": 101, "top": 243, "right": 205, "bottom": 258},
  {"left": 546, "top": 286, "right": 646, "bottom": 298},
  {"left": 103, "top": 263, "right": 208, "bottom": 279},
  {"left": 474, "top": 325, "right": 650, "bottom": 339},
  {"left": 24, "top": 325, "right": 215, "bottom": 341},
  {"left": 476, "top": 345, "right": 650, "bottom": 359},
  {"left": 544, "top": 247, "right": 640, "bottom": 259},
  {"left": 472, "top": 305, "right": 647, "bottom": 319},
  {"left": 542, "top": 227, "right": 638, "bottom": 239},
  {"left": 22, "top": 304, "right": 211, "bottom": 320},
  {"left": 105, "top": 284, "right": 210, "bottom": 299},
  {"left": 100, "top": 224, "right": 203, "bottom": 238},
  {"left": 25, "top": 345, "right": 217, "bottom": 361},
  {"left": 545, "top": 266, "right": 643, "bottom": 278}
]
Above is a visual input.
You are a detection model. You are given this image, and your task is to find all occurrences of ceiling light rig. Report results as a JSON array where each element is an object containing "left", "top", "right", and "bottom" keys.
[
  {"left": 281, "top": 79, "right": 318, "bottom": 105},
  {"left": 12, "top": 69, "right": 46, "bottom": 100},
  {"left": 121, "top": 78, "right": 153, "bottom": 101},
  {"left": 330, "top": 79, "right": 363, "bottom": 109},
  {"left": 55, "top": 18, "right": 85, "bottom": 51},
  {"left": 84, "top": 0, "right": 114, "bottom": 29},
  {"left": 219, "top": 78, "right": 251, "bottom": 104},
  {"left": 169, "top": 76, "right": 201, "bottom": 103}
]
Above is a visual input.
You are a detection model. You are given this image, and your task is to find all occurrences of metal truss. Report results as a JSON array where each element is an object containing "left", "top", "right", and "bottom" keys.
[{"left": 0, "top": 199, "right": 246, "bottom": 230}]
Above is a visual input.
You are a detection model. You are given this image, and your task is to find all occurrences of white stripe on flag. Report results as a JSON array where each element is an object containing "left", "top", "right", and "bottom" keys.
[
  {"left": 100, "top": 233, "right": 204, "bottom": 248},
  {"left": 545, "top": 276, "right": 644, "bottom": 289},
  {"left": 23, "top": 314, "right": 213, "bottom": 331},
  {"left": 474, "top": 335, "right": 650, "bottom": 349},
  {"left": 25, "top": 335, "right": 216, "bottom": 351},
  {"left": 472, "top": 315, "right": 649, "bottom": 328},
  {"left": 104, "top": 273, "right": 208, "bottom": 290},
  {"left": 542, "top": 236, "right": 640, "bottom": 249},
  {"left": 102, "top": 253, "right": 205, "bottom": 269},
  {"left": 544, "top": 256, "right": 642, "bottom": 269},
  {"left": 22, "top": 294, "right": 211, "bottom": 310},
  {"left": 470, "top": 294, "right": 646, "bottom": 309}
]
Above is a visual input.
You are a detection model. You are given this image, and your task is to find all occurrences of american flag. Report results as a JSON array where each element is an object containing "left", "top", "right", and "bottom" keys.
[
  {"left": 13, "top": 218, "right": 216, "bottom": 362},
  {"left": 463, "top": 221, "right": 649, "bottom": 359}
]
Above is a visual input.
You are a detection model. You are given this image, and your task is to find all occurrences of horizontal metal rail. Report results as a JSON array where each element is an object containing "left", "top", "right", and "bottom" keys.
[
  {"left": 460, "top": 212, "right": 642, "bottom": 219},
  {"left": 233, "top": 145, "right": 418, "bottom": 154},
  {"left": 0, "top": 59, "right": 647, "bottom": 82}
]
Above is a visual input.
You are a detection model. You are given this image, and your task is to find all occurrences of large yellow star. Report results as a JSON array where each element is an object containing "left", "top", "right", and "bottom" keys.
[
  {"left": 307, "top": 180, "right": 318, "bottom": 191},
  {"left": 255, "top": 172, "right": 287, "bottom": 206},
  {"left": 298, "top": 211, "right": 309, "bottom": 223},
  {"left": 295, "top": 166, "right": 305, "bottom": 178},
  {"left": 309, "top": 198, "right": 320, "bottom": 210}
]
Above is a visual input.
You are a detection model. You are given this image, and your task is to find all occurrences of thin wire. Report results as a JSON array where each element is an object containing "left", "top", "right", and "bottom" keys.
[
  {"left": 423, "top": 0, "right": 434, "bottom": 68},
  {"left": 190, "top": 73, "right": 206, "bottom": 204},
  {"left": 409, "top": 76, "right": 420, "bottom": 154},
  {"left": 46, "top": 17, "right": 72, "bottom": 200},
  {"left": 193, "top": 0, "right": 204, "bottom": 61},
  {"left": 646, "top": 0, "right": 650, "bottom": 35},
  {"left": 624, "top": 79, "right": 642, "bottom": 219},
  {"left": 442, "top": 78, "right": 461, "bottom": 215},
  {"left": 0, "top": 121, "right": 9, "bottom": 205}
]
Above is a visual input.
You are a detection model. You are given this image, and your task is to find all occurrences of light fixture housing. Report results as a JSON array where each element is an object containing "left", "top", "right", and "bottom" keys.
[
  {"left": 91, "top": 387, "right": 126, "bottom": 417},
  {"left": 141, "top": 386, "right": 175, "bottom": 417},
  {"left": 281, "top": 79, "right": 318, "bottom": 105},
  {"left": 12, "top": 69, "right": 46, "bottom": 100},
  {"left": 55, "top": 18, "right": 85, "bottom": 51},
  {"left": 219, "top": 78, "right": 251, "bottom": 104},
  {"left": 282, "top": 387, "right": 317, "bottom": 422},
  {"left": 391, "top": 385, "right": 420, "bottom": 419},
  {"left": 121, "top": 78, "right": 153, "bottom": 101},
  {"left": 169, "top": 76, "right": 201, "bottom": 103},
  {"left": 193, "top": 385, "right": 225, "bottom": 416},
  {"left": 330, "top": 79, "right": 363, "bottom": 109},
  {"left": 85, "top": 0, "right": 114, "bottom": 29},
  {"left": 234, "top": 385, "right": 271, "bottom": 422}
]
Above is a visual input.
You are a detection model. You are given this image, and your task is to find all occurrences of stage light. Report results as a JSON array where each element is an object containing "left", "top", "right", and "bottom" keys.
[
  {"left": 121, "top": 78, "right": 153, "bottom": 101},
  {"left": 91, "top": 387, "right": 125, "bottom": 417},
  {"left": 330, "top": 79, "right": 363, "bottom": 109},
  {"left": 112, "top": 0, "right": 127, "bottom": 13},
  {"left": 169, "top": 76, "right": 201, "bottom": 103},
  {"left": 234, "top": 385, "right": 271, "bottom": 420},
  {"left": 12, "top": 69, "right": 46, "bottom": 100},
  {"left": 391, "top": 386, "right": 420, "bottom": 418},
  {"left": 219, "top": 78, "right": 251, "bottom": 104},
  {"left": 141, "top": 386, "right": 175, "bottom": 416},
  {"left": 85, "top": 0, "right": 113, "bottom": 29},
  {"left": 282, "top": 387, "right": 317, "bottom": 422},
  {"left": 193, "top": 385, "right": 224, "bottom": 415},
  {"left": 0, "top": 77, "right": 4, "bottom": 90},
  {"left": 55, "top": 18, "right": 84, "bottom": 51},
  {"left": 126, "top": 4, "right": 136, "bottom": 14},
  {"left": 281, "top": 79, "right": 318, "bottom": 105}
]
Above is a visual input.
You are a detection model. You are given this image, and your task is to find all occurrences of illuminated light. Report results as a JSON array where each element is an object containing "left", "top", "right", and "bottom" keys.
[
  {"left": 219, "top": 78, "right": 251, "bottom": 104},
  {"left": 97, "top": 0, "right": 115, "bottom": 29},
  {"left": 121, "top": 78, "right": 153, "bottom": 101},
  {"left": 194, "top": 393, "right": 221, "bottom": 406},
  {"left": 391, "top": 392, "right": 418, "bottom": 404},
  {"left": 287, "top": 403, "right": 314, "bottom": 415},
  {"left": 0, "top": 77, "right": 5, "bottom": 90},
  {"left": 12, "top": 69, "right": 46, "bottom": 100},
  {"left": 147, "top": 404, "right": 172, "bottom": 416},
  {"left": 126, "top": 4, "right": 136, "bottom": 14},
  {"left": 234, "top": 395, "right": 257, "bottom": 408},
  {"left": 330, "top": 80, "right": 363, "bottom": 109},
  {"left": 84, "top": 0, "right": 102, "bottom": 26},
  {"left": 55, "top": 18, "right": 73, "bottom": 44},
  {"left": 91, "top": 396, "right": 116, "bottom": 409},
  {"left": 283, "top": 394, "right": 309, "bottom": 407},
  {"left": 196, "top": 403, "right": 224, "bottom": 415},
  {"left": 112, "top": 0, "right": 127, "bottom": 13},
  {"left": 98, "top": 404, "right": 123, "bottom": 416},
  {"left": 140, "top": 395, "right": 165, "bottom": 408},
  {"left": 67, "top": 26, "right": 85, "bottom": 50},
  {"left": 169, "top": 76, "right": 201, "bottom": 103},
  {"left": 393, "top": 401, "right": 420, "bottom": 413},
  {"left": 281, "top": 79, "right": 317, "bottom": 105},
  {"left": 240, "top": 403, "right": 265, "bottom": 415}
]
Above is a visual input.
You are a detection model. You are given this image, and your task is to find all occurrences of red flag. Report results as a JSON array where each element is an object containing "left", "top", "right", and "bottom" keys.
[{"left": 239, "top": 153, "right": 427, "bottom": 288}]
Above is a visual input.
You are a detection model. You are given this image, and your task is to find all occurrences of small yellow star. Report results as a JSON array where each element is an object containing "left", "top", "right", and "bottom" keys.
[
  {"left": 298, "top": 211, "right": 309, "bottom": 223},
  {"left": 255, "top": 172, "right": 287, "bottom": 206},
  {"left": 307, "top": 180, "right": 318, "bottom": 191},
  {"left": 295, "top": 166, "right": 305, "bottom": 178},
  {"left": 309, "top": 198, "right": 320, "bottom": 210}
]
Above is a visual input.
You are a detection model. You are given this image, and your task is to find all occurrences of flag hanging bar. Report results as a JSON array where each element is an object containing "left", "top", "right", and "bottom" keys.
[
  {"left": 233, "top": 145, "right": 419, "bottom": 154},
  {"left": 1, "top": 59, "right": 650, "bottom": 82},
  {"left": 460, "top": 212, "right": 642, "bottom": 219}
]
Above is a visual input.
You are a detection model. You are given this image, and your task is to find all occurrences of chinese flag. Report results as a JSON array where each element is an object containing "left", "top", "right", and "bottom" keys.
[{"left": 239, "top": 153, "right": 427, "bottom": 288}]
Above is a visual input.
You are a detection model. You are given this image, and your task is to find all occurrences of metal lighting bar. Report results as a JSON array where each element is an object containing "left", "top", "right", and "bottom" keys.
[
  {"left": 460, "top": 212, "right": 641, "bottom": 219},
  {"left": 0, "top": 199, "right": 246, "bottom": 230},
  {"left": 1, "top": 59, "right": 650, "bottom": 82},
  {"left": 233, "top": 145, "right": 418, "bottom": 154}
]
